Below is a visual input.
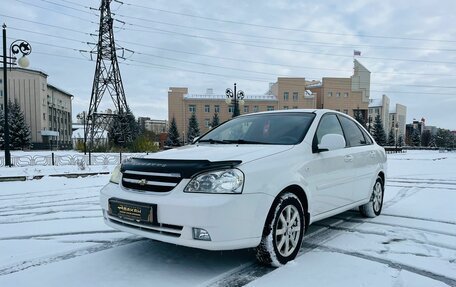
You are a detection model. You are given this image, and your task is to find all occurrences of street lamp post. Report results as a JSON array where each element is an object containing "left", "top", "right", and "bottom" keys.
[
  {"left": 395, "top": 122, "right": 399, "bottom": 153},
  {"left": 225, "top": 83, "right": 245, "bottom": 118},
  {"left": 1, "top": 24, "right": 32, "bottom": 167},
  {"left": 368, "top": 116, "right": 372, "bottom": 134}
]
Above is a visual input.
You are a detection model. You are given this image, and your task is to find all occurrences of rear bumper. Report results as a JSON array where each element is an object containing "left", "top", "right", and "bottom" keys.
[{"left": 100, "top": 182, "right": 274, "bottom": 250}]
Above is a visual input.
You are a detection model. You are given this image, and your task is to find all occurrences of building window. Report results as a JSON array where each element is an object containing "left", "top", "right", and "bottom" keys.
[
  {"left": 214, "top": 105, "right": 220, "bottom": 113},
  {"left": 267, "top": 106, "right": 274, "bottom": 111},
  {"left": 336, "top": 92, "right": 341, "bottom": 97},
  {"left": 292, "top": 92, "right": 298, "bottom": 101},
  {"left": 283, "top": 106, "right": 289, "bottom": 110},
  {"left": 375, "top": 108, "right": 379, "bottom": 114},
  {"left": 205, "top": 119, "right": 210, "bottom": 128},
  {"left": 336, "top": 109, "right": 340, "bottom": 112},
  {"left": 343, "top": 109, "right": 348, "bottom": 114},
  {"left": 253, "top": 106, "right": 259, "bottom": 112},
  {"left": 244, "top": 106, "right": 249, "bottom": 113},
  {"left": 283, "top": 92, "right": 289, "bottom": 101},
  {"left": 43, "top": 113, "right": 46, "bottom": 120},
  {"left": 328, "top": 92, "right": 332, "bottom": 97},
  {"left": 369, "top": 108, "right": 373, "bottom": 114},
  {"left": 293, "top": 106, "right": 298, "bottom": 109},
  {"left": 229, "top": 105, "right": 234, "bottom": 113},
  {"left": 204, "top": 105, "right": 210, "bottom": 113},
  {"left": 344, "top": 92, "right": 349, "bottom": 97},
  {"left": 189, "top": 105, "right": 196, "bottom": 113}
]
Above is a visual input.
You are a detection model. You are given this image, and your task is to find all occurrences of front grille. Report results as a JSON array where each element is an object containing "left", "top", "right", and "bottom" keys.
[{"left": 121, "top": 170, "right": 182, "bottom": 192}]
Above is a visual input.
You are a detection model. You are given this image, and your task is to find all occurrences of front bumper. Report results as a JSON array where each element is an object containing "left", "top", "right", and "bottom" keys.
[{"left": 100, "top": 182, "right": 274, "bottom": 250}]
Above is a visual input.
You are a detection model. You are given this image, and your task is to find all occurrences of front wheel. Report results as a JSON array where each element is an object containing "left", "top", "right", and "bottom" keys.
[
  {"left": 359, "top": 176, "right": 384, "bottom": 218},
  {"left": 256, "top": 193, "right": 305, "bottom": 267}
]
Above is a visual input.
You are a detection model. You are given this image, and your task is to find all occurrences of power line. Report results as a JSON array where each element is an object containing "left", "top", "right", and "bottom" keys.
[
  {"left": 4, "top": 10, "right": 456, "bottom": 68},
  {"left": 31, "top": 48, "right": 456, "bottom": 96},
  {"left": 11, "top": 24, "right": 455, "bottom": 78},
  {"left": 26, "top": 39, "right": 456, "bottom": 91},
  {"left": 113, "top": 14, "right": 456, "bottom": 53},
  {"left": 14, "top": 0, "right": 98, "bottom": 23},
  {"left": 117, "top": 25, "right": 456, "bottom": 66},
  {"left": 120, "top": 1, "right": 456, "bottom": 44}
]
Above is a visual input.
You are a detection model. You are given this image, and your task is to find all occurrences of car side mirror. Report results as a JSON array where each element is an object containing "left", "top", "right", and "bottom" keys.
[{"left": 317, "top": 134, "right": 346, "bottom": 152}]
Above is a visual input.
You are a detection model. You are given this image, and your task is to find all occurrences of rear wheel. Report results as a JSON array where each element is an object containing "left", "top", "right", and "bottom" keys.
[
  {"left": 359, "top": 176, "right": 384, "bottom": 218},
  {"left": 256, "top": 193, "right": 305, "bottom": 267}
]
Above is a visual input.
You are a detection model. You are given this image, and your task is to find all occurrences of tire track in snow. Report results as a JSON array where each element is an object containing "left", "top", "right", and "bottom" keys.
[
  {"left": 205, "top": 215, "right": 362, "bottom": 287},
  {"left": 0, "top": 195, "right": 98, "bottom": 210},
  {"left": 313, "top": 223, "right": 456, "bottom": 252},
  {"left": 0, "top": 215, "right": 102, "bottom": 225},
  {"left": 0, "top": 237, "right": 145, "bottom": 276},
  {"left": 0, "top": 208, "right": 101, "bottom": 217},
  {"left": 0, "top": 201, "right": 99, "bottom": 213},
  {"left": 0, "top": 185, "right": 104, "bottom": 198},
  {"left": 0, "top": 230, "right": 120, "bottom": 241},
  {"left": 333, "top": 216, "right": 456, "bottom": 237},
  {"left": 380, "top": 213, "right": 456, "bottom": 226},
  {"left": 303, "top": 243, "right": 456, "bottom": 287}
]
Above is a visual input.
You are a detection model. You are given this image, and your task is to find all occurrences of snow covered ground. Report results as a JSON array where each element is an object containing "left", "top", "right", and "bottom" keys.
[{"left": 0, "top": 150, "right": 455, "bottom": 286}]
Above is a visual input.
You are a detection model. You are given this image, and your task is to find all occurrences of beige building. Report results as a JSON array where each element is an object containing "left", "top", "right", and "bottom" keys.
[
  {"left": 168, "top": 60, "right": 372, "bottom": 142},
  {"left": 145, "top": 119, "right": 168, "bottom": 134},
  {"left": 0, "top": 68, "right": 73, "bottom": 149},
  {"left": 389, "top": 103, "right": 407, "bottom": 139},
  {"left": 368, "top": 94, "right": 407, "bottom": 139},
  {"left": 168, "top": 78, "right": 317, "bottom": 142},
  {"left": 308, "top": 59, "right": 370, "bottom": 120}
]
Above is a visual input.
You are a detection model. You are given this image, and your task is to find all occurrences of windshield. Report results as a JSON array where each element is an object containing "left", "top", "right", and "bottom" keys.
[{"left": 197, "top": 112, "right": 315, "bottom": 145}]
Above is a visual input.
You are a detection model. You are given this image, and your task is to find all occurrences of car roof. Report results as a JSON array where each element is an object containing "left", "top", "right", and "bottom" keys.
[{"left": 238, "top": 109, "right": 344, "bottom": 117}]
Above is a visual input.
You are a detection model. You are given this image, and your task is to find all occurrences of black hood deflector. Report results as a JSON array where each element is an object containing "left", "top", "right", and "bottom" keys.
[{"left": 121, "top": 158, "right": 242, "bottom": 178}]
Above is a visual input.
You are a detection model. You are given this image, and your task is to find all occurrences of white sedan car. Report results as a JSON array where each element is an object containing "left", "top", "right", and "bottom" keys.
[{"left": 100, "top": 109, "right": 386, "bottom": 266}]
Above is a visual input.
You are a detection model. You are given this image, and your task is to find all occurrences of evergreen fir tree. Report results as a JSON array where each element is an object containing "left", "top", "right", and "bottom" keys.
[
  {"left": 398, "top": 134, "right": 404, "bottom": 147},
  {"left": 421, "top": 130, "right": 431, "bottom": 147},
  {"left": 187, "top": 113, "right": 200, "bottom": 143},
  {"left": 387, "top": 129, "right": 395, "bottom": 146},
  {"left": 372, "top": 115, "right": 387, "bottom": 146},
  {"left": 0, "top": 108, "right": 4, "bottom": 149},
  {"left": 8, "top": 101, "right": 31, "bottom": 150},
  {"left": 108, "top": 108, "right": 139, "bottom": 148},
  {"left": 167, "top": 116, "right": 180, "bottom": 146},
  {"left": 211, "top": 112, "right": 220, "bottom": 128},
  {"left": 411, "top": 129, "right": 421, "bottom": 147},
  {"left": 354, "top": 110, "right": 366, "bottom": 129}
]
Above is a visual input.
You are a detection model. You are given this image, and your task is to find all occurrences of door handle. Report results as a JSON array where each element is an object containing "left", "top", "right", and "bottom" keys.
[
  {"left": 344, "top": 155, "right": 354, "bottom": 162},
  {"left": 370, "top": 151, "right": 376, "bottom": 158}
]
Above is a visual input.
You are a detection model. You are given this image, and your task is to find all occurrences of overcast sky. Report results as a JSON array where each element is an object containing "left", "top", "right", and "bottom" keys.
[{"left": 1, "top": 0, "right": 455, "bottom": 130}]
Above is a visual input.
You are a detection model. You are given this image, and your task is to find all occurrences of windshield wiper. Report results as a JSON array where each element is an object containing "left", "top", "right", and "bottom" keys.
[
  {"left": 197, "top": 139, "right": 229, "bottom": 144},
  {"left": 223, "top": 139, "right": 271, "bottom": 144}
]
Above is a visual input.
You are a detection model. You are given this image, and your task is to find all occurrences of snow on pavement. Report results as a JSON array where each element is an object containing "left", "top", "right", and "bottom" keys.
[{"left": 0, "top": 150, "right": 455, "bottom": 286}]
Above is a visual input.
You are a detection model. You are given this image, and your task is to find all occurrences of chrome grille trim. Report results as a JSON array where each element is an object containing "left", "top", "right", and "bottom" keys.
[
  {"left": 122, "top": 178, "right": 177, "bottom": 187},
  {"left": 123, "top": 170, "right": 181, "bottom": 178}
]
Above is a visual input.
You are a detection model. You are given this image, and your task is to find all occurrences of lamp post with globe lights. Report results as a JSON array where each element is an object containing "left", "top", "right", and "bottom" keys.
[
  {"left": 1, "top": 24, "right": 32, "bottom": 167},
  {"left": 225, "top": 83, "right": 245, "bottom": 118}
]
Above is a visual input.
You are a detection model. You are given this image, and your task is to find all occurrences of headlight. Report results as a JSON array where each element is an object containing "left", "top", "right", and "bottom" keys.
[
  {"left": 184, "top": 169, "right": 244, "bottom": 194},
  {"left": 110, "top": 164, "right": 122, "bottom": 184}
]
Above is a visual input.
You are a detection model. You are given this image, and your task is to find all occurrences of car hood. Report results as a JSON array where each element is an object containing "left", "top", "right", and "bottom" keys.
[{"left": 142, "top": 144, "right": 294, "bottom": 164}]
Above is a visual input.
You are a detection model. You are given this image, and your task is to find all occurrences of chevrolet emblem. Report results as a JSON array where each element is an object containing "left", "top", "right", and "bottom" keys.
[{"left": 138, "top": 179, "right": 147, "bottom": 186}]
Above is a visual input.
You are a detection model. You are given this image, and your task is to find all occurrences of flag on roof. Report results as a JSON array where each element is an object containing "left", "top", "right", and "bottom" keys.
[{"left": 354, "top": 50, "right": 361, "bottom": 56}]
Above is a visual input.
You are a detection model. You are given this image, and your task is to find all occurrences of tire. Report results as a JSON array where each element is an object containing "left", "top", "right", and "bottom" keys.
[
  {"left": 256, "top": 193, "right": 305, "bottom": 267},
  {"left": 359, "top": 176, "right": 384, "bottom": 218}
]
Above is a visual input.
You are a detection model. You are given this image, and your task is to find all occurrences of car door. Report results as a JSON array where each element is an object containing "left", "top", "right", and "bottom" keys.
[
  {"left": 337, "top": 115, "right": 377, "bottom": 203},
  {"left": 306, "top": 113, "right": 354, "bottom": 215}
]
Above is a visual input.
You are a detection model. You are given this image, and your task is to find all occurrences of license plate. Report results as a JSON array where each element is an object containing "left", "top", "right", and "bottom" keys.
[{"left": 108, "top": 198, "right": 157, "bottom": 225}]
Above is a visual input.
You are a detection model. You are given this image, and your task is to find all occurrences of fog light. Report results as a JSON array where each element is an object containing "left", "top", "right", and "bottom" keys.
[{"left": 192, "top": 228, "right": 211, "bottom": 241}]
